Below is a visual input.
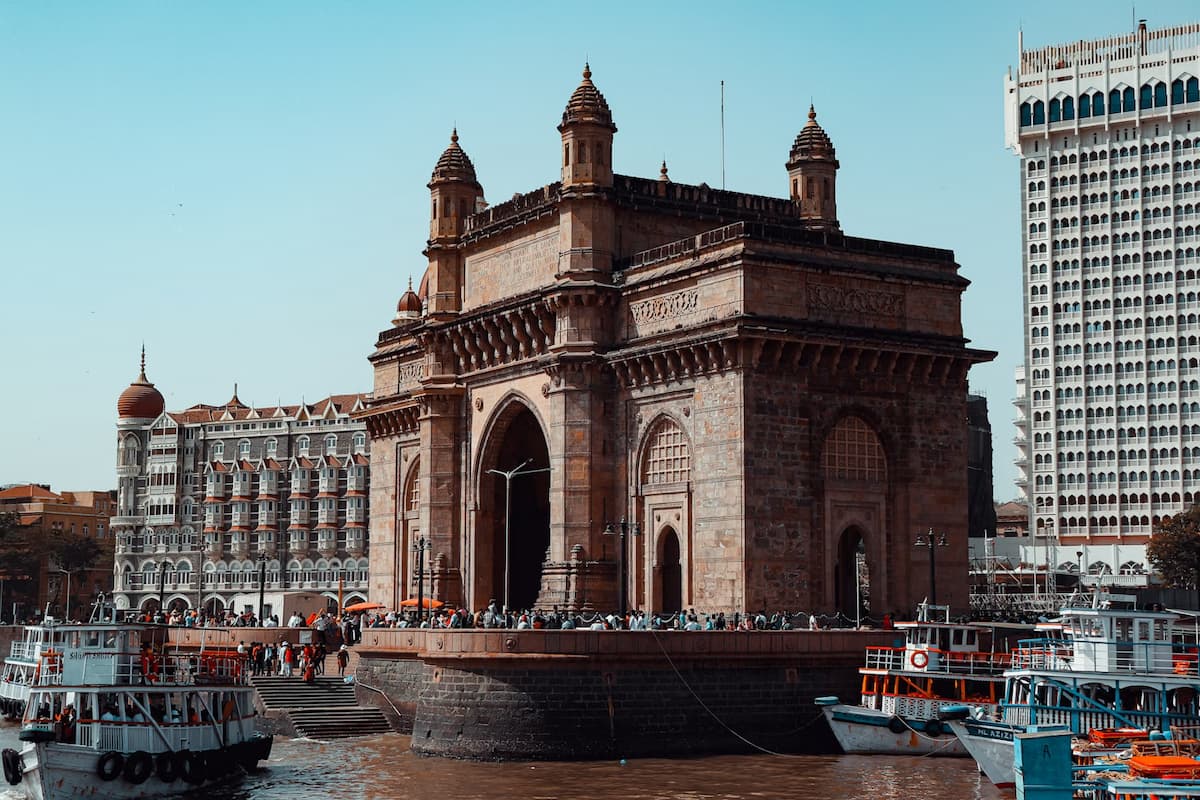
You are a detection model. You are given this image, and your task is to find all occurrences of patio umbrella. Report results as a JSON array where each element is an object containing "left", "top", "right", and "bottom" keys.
[
  {"left": 399, "top": 598, "right": 443, "bottom": 609},
  {"left": 343, "top": 601, "right": 387, "bottom": 613}
]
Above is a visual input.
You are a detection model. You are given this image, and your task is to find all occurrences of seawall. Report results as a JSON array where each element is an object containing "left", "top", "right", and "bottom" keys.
[{"left": 351, "top": 628, "right": 893, "bottom": 760}]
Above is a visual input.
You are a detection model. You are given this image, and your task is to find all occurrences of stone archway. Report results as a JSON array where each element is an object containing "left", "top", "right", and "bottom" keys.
[
  {"left": 657, "top": 527, "right": 682, "bottom": 614},
  {"left": 835, "top": 527, "right": 869, "bottom": 621},
  {"left": 477, "top": 402, "right": 551, "bottom": 612}
]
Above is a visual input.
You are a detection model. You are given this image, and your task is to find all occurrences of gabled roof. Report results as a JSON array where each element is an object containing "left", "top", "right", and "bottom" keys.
[
  {"left": 169, "top": 392, "right": 368, "bottom": 423},
  {"left": 0, "top": 484, "right": 64, "bottom": 503}
]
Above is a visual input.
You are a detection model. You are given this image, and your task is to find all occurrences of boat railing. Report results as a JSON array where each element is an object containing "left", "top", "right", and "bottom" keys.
[
  {"left": 863, "top": 646, "right": 1012, "bottom": 675},
  {"left": 32, "top": 651, "right": 250, "bottom": 688},
  {"left": 73, "top": 717, "right": 255, "bottom": 753},
  {"left": 1012, "top": 637, "right": 1191, "bottom": 674},
  {"left": 9, "top": 642, "right": 40, "bottom": 662}
]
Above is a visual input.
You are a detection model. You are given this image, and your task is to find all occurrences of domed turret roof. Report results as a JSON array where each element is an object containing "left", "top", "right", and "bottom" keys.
[
  {"left": 788, "top": 105, "right": 837, "bottom": 165},
  {"left": 117, "top": 348, "right": 165, "bottom": 420},
  {"left": 393, "top": 277, "right": 423, "bottom": 326},
  {"left": 559, "top": 63, "right": 616, "bottom": 131},
  {"left": 430, "top": 128, "right": 480, "bottom": 186}
]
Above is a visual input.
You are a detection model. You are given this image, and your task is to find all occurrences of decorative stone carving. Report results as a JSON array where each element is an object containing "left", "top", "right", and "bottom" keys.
[
  {"left": 630, "top": 289, "right": 699, "bottom": 325},
  {"left": 807, "top": 284, "right": 902, "bottom": 317},
  {"left": 474, "top": 397, "right": 484, "bottom": 412},
  {"left": 397, "top": 361, "right": 423, "bottom": 388},
  {"left": 541, "top": 382, "right": 551, "bottom": 398}
]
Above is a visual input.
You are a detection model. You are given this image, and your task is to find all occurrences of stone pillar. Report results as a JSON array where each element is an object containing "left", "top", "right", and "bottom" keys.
[{"left": 416, "top": 388, "right": 465, "bottom": 606}]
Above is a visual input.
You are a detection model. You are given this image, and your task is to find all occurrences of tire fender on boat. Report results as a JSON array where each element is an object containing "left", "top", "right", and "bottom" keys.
[
  {"left": 178, "top": 750, "right": 204, "bottom": 785},
  {"left": 156, "top": 750, "right": 178, "bottom": 783},
  {"left": 2, "top": 748, "right": 22, "bottom": 786},
  {"left": 887, "top": 716, "right": 907, "bottom": 734},
  {"left": 123, "top": 751, "right": 153, "bottom": 784},
  {"left": 96, "top": 751, "right": 124, "bottom": 781},
  {"left": 925, "top": 719, "right": 944, "bottom": 737}
]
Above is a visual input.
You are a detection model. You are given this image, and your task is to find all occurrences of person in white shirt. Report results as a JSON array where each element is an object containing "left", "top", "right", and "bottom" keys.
[{"left": 287, "top": 612, "right": 304, "bottom": 628}]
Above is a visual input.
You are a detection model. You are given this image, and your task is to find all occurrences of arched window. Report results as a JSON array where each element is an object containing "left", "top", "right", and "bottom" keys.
[
  {"left": 352, "top": 432, "right": 366, "bottom": 452},
  {"left": 213, "top": 441, "right": 224, "bottom": 458},
  {"left": 1141, "top": 84, "right": 1153, "bottom": 109},
  {"left": 1079, "top": 93, "right": 1091, "bottom": 118},
  {"left": 1155, "top": 83, "right": 1168, "bottom": 107},
  {"left": 265, "top": 438, "right": 278, "bottom": 457},
  {"left": 1033, "top": 100, "right": 1045, "bottom": 124},
  {"left": 1021, "top": 102, "right": 1032, "bottom": 127},
  {"left": 405, "top": 460, "right": 420, "bottom": 513},
  {"left": 641, "top": 418, "right": 691, "bottom": 486},
  {"left": 1189, "top": 77, "right": 1200, "bottom": 103},
  {"left": 324, "top": 434, "right": 337, "bottom": 455},
  {"left": 238, "top": 439, "right": 251, "bottom": 457},
  {"left": 1093, "top": 91, "right": 1105, "bottom": 115},
  {"left": 1049, "top": 98, "right": 1061, "bottom": 123},
  {"left": 822, "top": 416, "right": 887, "bottom": 483},
  {"left": 1110, "top": 89, "right": 1122, "bottom": 113},
  {"left": 297, "top": 436, "right": 309, "bottom": 456},
  {"left": 1062, "top": 96, "right": 1074, "bottom": 120},
  {"left": 1123, "top": 87, "right": 1136, "bottom": 112}
]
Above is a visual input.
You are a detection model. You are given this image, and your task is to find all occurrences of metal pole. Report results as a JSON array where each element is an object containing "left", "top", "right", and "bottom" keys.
[
  {"left": 618, "top": 521, "right": 627, "bottom": 619},
  {"left": 64, "top": 572, "right": 72, "bottom": 622},
  {"left": 416, "top": 538, "right": 426, "bottom": 627},
  {"left": 258, "top": 556, "right": 266, "bottom": 624},
  {"left": 158, "top": 562, "right": 167, "bottom": 616},
  {"left": 929, "top": 538, "right": 937, "bottom": 607},
  {"left": 504, "top": 476, "right": 511, "bottom": 615}
]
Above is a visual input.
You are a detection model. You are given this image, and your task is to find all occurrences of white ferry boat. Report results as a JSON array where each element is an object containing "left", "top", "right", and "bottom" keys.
[
  {"left": 0, "top": 621, "right": 271, "bottom": 800},
  {"left": 815, "top": 604, "right": 1012, "bottom": 756},
  {"left": 944, "top": 594, "right": 1200, "bottom": 789}
]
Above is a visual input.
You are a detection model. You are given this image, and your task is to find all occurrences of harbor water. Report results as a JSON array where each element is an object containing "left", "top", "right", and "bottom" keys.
[{"left": 0, "top": 723, "right": 1007, "bottom": 800}]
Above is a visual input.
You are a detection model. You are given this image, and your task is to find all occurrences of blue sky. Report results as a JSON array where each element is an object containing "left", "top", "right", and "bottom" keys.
[{"left": 2, "top": 1, "right": 1195, "bottom": 501}]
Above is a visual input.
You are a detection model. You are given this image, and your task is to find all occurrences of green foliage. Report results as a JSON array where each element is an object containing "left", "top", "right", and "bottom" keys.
[
  {"left": 1147, "top": 506, "right": 1200, "bottom": 588},
  {"left": 48, "top": 530, "right": 102, "bottom": 573}
]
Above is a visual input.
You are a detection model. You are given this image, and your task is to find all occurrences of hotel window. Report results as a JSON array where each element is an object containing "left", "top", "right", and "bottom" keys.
[
  {"left": 297, "top": 436, "right": 309, "bottom": 456},
  {"left": 353, "top": 432, "right": 366, "bottom": 452},
  {"left": 213, "top": 442, "right": 225, "bottom": 458},
  {"left": 325, "top": 434, "right": 337, "bottom": 455},
  {"left": 266, "top": 438, "right": 278, "bottom": 457},
  {"left": 238, "top": 439, "right": 251, "bottom": 457}
]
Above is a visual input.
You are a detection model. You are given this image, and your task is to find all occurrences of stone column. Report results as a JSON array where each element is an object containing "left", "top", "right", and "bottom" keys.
[{"left": 416, "top": 388, "right": 465, "bottom": 606}]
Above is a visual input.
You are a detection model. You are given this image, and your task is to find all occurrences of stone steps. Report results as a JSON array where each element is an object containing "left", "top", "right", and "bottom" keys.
[{"left": 251, "top": 672, "right": 391, "bottom": 739}]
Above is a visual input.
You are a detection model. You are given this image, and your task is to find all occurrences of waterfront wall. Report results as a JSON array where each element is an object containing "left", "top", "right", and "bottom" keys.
[{"left": 352, "top": 628, "right": 893, "bottom": 760}]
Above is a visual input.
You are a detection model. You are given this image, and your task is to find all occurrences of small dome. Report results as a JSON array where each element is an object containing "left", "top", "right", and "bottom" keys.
[
  {"left": 417, "top": 267, "right": 430, "bottom": 301},
  {"left": 788, "top": 105, "right": 837, "bottom": 164},
  {"left": 430, "top": 128, "right": 480, "bottom": 186},
  {"left": 393, "top": 278, "right": 422, "bottom": 326},
  {"left": 559, "top": 63, "right": 616, "bottom": 131},
  {"left": 117, "top": 349, "right": 165, "bottom": 420}
]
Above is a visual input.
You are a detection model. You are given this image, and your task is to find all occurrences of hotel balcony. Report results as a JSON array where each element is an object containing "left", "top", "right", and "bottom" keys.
[
  {"left": 288, "top": 530, "right": 309, "bottom": 552},
  {"left": 204, "top": 534, "right": 224, "bottom": 559},
  {"left": 346, "top": 527, "right": 365, "bottom": 557},
  {"left": 110, "top": 515, "right": 145, "bottom": 528},
  {"left": 316, "top": 526, "right": 337, "bottom": 557}
]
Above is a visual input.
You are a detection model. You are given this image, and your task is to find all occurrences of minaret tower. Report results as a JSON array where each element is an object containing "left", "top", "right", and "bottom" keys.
[
  {"left": 556, "top": 63, "right": 617, "bottom": 277},
  {"left": 786, "top": 105, "right": 840, "bottom": 232},
  {"left": 425, "top": 129, "right": 483, "bottom": 317}
]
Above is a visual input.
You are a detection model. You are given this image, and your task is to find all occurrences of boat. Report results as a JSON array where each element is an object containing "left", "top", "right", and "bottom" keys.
[
  {"left": 944, "top": 592, "right": 1200, "bottom": 789},
  {"left": 0, "top": 620, "right": 272, "bottom": 799},
  {"left": 815, "top": 603, "right": 1013, "bottom": 756}
]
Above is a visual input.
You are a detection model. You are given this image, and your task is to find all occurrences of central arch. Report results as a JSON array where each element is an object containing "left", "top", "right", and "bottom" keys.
[
  {"left": 835, "top": 527, "right": 869, "bottom": 621},
  {"left": 478, "top": 400, "right": 551, "bottom": 612},
  {"left": 658, "top": 527, "right": 682, "bottom": 614}
]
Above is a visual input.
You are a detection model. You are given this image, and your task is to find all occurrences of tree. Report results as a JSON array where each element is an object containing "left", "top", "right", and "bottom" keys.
[
  {"left": 1146, "top": 506, "right": 1200, "bottom": 589},
  {"left": 48, "top": 530, "right": 102, "bottom": 574},
  {"left": 0, "top": 511, "right": 40, "bottom": 616}
]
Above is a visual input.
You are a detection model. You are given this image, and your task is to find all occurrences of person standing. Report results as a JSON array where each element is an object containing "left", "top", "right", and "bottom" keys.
[
  {"left": 280, "top": 641, "right": 294, "bottom": 677},
  {"left": 336, "top": 645, "right": 350, "bottom": 677}
]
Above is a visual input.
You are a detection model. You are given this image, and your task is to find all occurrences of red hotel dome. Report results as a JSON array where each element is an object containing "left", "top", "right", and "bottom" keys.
[{"left": 118, "top": 349, "right": 165, "bottom": 420}]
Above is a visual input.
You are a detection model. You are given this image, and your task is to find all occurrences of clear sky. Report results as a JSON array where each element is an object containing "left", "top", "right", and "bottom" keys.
[{"left": 1, "top": 1, "right": 1196, "bottom": 501}]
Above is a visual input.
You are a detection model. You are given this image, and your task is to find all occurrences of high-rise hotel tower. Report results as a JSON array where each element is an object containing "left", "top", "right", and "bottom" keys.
[{"left": 1008, "top": 21, "right": 1200, "bottom": 583}]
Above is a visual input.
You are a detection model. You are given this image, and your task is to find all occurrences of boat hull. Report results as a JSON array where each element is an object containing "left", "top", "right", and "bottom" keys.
[
  {"left": 11, "top": 736, "right": 273, "bottom": 800},
  {"left": 945, "top": 718, "right": 1017, "bottom": 789},
  {"left": 820, "top": 703, "right": 967, "bottom": 757}
]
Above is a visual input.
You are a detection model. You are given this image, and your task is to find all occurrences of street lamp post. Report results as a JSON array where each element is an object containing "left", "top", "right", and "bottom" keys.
[
  {"left": 1076, "top": 550, "right": 1084, "bottom": 589},
  {"left": 913, "top": 528, "right": 948, "bottom": 607},
  {"left": 603, "top": 518, "right": 641, "bottom": 619},
  {"left": 56, "top": 569, "right": 74, "bottom": 622},
  {"left": 412, "top": 537, "right": 431, "bottom": 626},
  {"left": 257, "top": 552, "right": 268, "bottom": 625},
  {"left": 157, "top": 561, "right": 169, "bottom": 618},
  {"left": 486, "top": 460, "right": 550, "bottom": 613}
]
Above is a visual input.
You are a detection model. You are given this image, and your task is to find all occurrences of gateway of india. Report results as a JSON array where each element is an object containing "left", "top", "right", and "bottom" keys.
[{"left": 362, "top": 66, "right": 993, "bottom": 618}]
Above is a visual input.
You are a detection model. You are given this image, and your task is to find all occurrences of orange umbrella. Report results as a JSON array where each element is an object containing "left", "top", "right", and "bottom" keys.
[
  {"left": 343, "top": 601, "right": 386, "bottom": 613},
  {"left": 399, "top": 598, "right": 443, "bottom": 609}
]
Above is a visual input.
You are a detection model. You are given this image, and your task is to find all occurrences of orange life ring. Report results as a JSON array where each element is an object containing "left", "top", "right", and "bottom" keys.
[{"left": 910, "top": 650, "right": 929, "bottom": 669}]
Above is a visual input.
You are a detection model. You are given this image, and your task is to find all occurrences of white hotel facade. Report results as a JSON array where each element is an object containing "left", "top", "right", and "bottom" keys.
[
  {"left": 111, "top": 355, "right": 371, "bottom": 617},
  {"left": 1008, "top": 21, "right": 1200, "bottom": 585}
]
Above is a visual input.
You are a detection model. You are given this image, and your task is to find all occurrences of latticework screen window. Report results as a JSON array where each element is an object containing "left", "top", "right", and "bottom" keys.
[
  {"left": 406, "top": 463, "right": 420, "bottom": 512},
  {"left": 822, "top": 417, "right": 886, "bottom": 482},
  {"left": 643, "top": 420, "right": 691, "bottom": 486}
]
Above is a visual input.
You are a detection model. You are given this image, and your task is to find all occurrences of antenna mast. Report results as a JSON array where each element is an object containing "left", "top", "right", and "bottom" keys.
[{"left": 720, "top": 80, "right": 726, "bottom": 190}]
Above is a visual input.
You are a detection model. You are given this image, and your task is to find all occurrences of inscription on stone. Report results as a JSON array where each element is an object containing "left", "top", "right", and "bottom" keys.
[
  {"left": 465, "top": 230, "right": 558, "bottom": 309},
  {"left": 807, "top": 285, "right": 902, "bottom": 317},
  {"left": 630, "top": 289, "right": 700, "bottom": 325}
]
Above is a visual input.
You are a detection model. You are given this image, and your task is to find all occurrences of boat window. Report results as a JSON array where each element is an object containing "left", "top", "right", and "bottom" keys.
[
  {"left": 1155, "top": 620, "right": 1169, "bottom": 641},
  {"left": 1171, "top": 687, "right": 1197, "bottom": 715},
  {"left": 84, "top": 631, "right": 100, "bottom": 648},
  {"left": 966, "top": 630, "right": 977, "bottom": 647},
  {"left": 1114, "top": 618, "right": 1131, "bottom": 642},
  {"left": 1136, "top": 621, "right": 1150, "bottom": 642}
]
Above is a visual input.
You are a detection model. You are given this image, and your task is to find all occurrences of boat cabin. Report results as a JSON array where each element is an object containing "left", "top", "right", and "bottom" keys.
[
  {"left": 1058, "top": 607, "right": 1178, "bottom": 674},
  {"left": 896, "top": 603, "right": 983, "bottom": 673}
]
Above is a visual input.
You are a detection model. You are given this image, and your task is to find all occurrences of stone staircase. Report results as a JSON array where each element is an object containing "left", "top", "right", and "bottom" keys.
[{"left": 252, "top": 673, "right": 392, "bottom": 739}]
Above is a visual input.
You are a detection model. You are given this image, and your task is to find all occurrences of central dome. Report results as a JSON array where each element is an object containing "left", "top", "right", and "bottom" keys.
[{"left": 117, "top": 350, "right": 165, "bottom": 420}]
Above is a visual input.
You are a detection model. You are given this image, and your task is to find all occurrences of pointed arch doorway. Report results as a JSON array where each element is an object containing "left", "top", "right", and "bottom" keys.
[
  {"left": 835, "top": 527, "right": 870, "bottom": 622},
  {"left": 480, "top": 404, "right": 551, "bottom": 612},
  {"left": 657, "top": 527, "right": 682, "bottom": 614}
]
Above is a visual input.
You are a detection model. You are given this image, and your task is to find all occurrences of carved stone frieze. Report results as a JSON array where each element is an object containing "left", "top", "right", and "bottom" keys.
[
  {"left": 807, "top": 284, "right": 902, "bottom": 317},
  {"left": 629, "top": 289, "right": 699, "bottom": 325}
]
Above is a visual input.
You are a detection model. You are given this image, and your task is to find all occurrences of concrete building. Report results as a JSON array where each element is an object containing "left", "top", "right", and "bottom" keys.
[
  {"left": 0, "top": 484, "right": 116, "bottom": 621},
  {"left": 1007, "top": 20, "right": 1200, "bottom": 584},
  {"left": 111, "top": 352, "right": 371, "bottom": 618},
  {"left": 363, "top": 66, "right": 993, "bottom": 618}
]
